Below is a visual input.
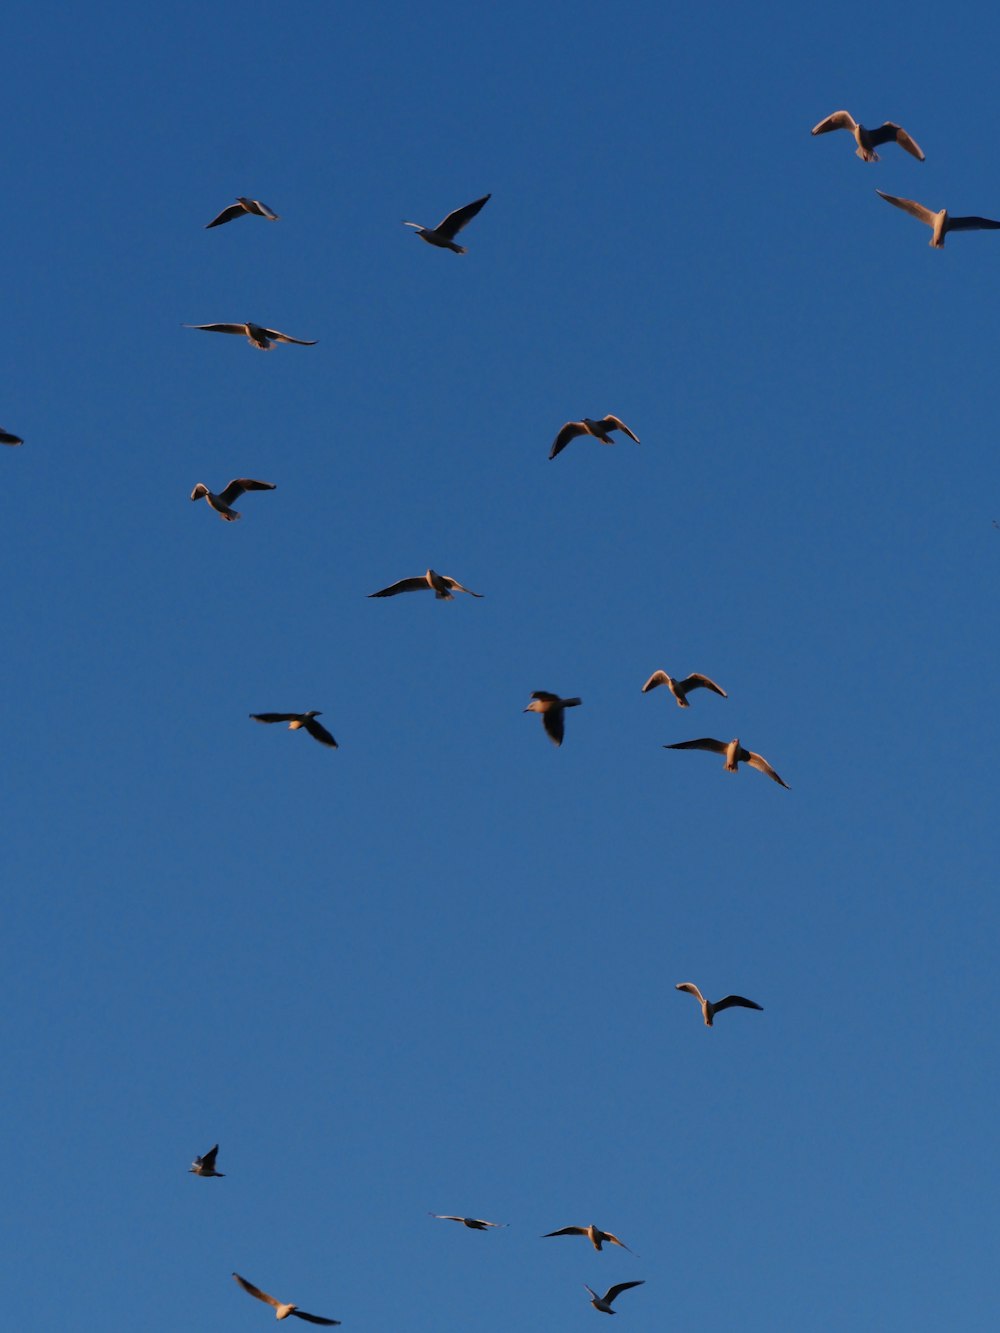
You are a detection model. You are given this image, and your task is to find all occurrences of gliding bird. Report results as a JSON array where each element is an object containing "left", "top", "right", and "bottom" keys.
[
  {"left": 232, "top": 1273, "right": 340, "bottom": 1324},
  {"left": 428, "top": 1214, "right": 508, "bottom": 1229},
  {"left": 205, "top": 197, "right": 280, "bottom": 228},
  {"left": 875, "top": 190, "right": 1000, "bottom": 247},
  {"left": 549, "top": 416, "right": 639, "bottom": 460},
  {"left": 664, "top": 737, "right": 789, "bottom": 788},
  {"left": 543, "top": 1224, "right": 636, "bottom": 1255},
  {"left": 584, "top": 1281, "right": 645, "bottom": 1314},
  {"left": 811, "top": 110, "right": 924, "bottom": 162},
  {"left": 250, "top": 712, "right": 338, "bottom": 748},
  {"left": 190, "top": 478, "right": 275, "bottom": 521},
  {"left": 184, "top": 322, "right": 317, "bottom": 350},
  {"left": 641, "top": 669, "right": 727, "bottom": 707},
  {"left": 675, "top": 982, "right": 763, "bottom": 1026},
  {"left": 402, "top": 193, "right": 491, "bottom": 253},
  {"left": 189, "top": 1144, "right": 224, "bottom": 1177},
  {"left": 368, "top": 569, "right": 483, "bottom": 599}
]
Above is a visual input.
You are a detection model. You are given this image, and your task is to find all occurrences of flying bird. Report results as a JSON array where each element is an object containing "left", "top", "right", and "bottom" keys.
[
  {"left": 584, "top": 1281, "right": 645, "bottom": 1315},
  {"left": 664, "top": 737, "right": 788, "bottom": 788},
  {"left": 250, "top": 712, "right": 338, "bottom": 748},
  {"left": 205, "top": 196, "right": 279, "bottom": 228},
  {"left": 543, "top": 1224, "right": 636, "bottom": 1255},
  {"left": 549, "top": 416, "right": 639, "bottom": 460},
  {"left": 675, "top": 982, "right": 763, "bottom": 1027},
  {"left": 524, "top": 692, "right": 582, "bottom": 747},
  {"left": 641, "top": 670, "right": 727, "bottom": 707},
  {"left": 368, "top": 569, "right": 483, "bottom": 599},
  {"left": 190, "top": 478, "right": 275, "bottom": 521},
  {"left": 189, "top": 1144, "right": 224, "bottom": 1177},
  {"left": 184, "top": 322, "right": 317, "bottom": 350},
  {"left": 402, "top": 193, "right": 491, "bottom": 253},
  {"left": 875, "top": 190, "right": 1000, "bottom": 247},
  {"left": 0, "top": 426, "right": 23, "bottom": 446},
  {"left": 811, "top": 110, "right": 924, "bottom": 162},
  {"left": 428, "top": 1214, "right": 508, "bottom": 1229},
  {"left": 232, "top": 1273, "right": 340, "bottom": 1324}
]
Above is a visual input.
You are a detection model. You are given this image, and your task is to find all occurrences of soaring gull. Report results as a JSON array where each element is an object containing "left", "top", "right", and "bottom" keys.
[
  {"left": 549, "top": 416, "right": 639, "bottom": 460},
  {"left": 584, "top": 1281, "right": 645, "bottom": 1315},
  {"left": 876, "top": 190, "right": 1000, "bottom": 248},
  {"left": 188, "top": 1144, "right": 224, "bottom": 1177},
  {"left": 664, "top": 737, "right": 788, "bottom": 788},
  {"left": 402, "top": 193, "right": 491, "bottom": 253},
  {"left": 811, "top": 111, "right": 924, "bottom": 162},
  {"left": 205, "top": 197, "right": 280, "bottom": 228},
  {"left": 675, "top": 982, "right": 763, "bottom": 1027},
  {"left": 250, "top": 712, "right": 338, "bottom": 748},
  {"left": 641, "top": 670, "right": 727, "bottom": 707},
  {"left": 368, "top": 569, "right": 483, "bottom": 599},
  {"left": 232, "top": 1273, "right": 340, "bottom": 1324},
  {"left": 185, "top": 322, "right": 317, "bottom": 350},
  {"left": 543, "top": 1224, "right": 636, "bottom": 1255},
  {"left": 190, "top": 478, "right": 275, "bottom": 521}
]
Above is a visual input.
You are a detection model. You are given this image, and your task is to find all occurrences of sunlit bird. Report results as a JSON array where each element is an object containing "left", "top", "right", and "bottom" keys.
[
  {"left": 675, "top": 982, "right": 763, "bottom": 1027},
  {"left": 875, "top": 190, "right": 1000, "bottom": 248},
  {"left": 205, "top": 196, "right": 280, "bottom": 228},
  {"left": 0, "top": 426, "right": 23, "bottom": 446},
  {"left": 402, "top": 193, "right": 491, "bottom": 253},
  {"left": 524, "top": 692, "right": 582, "bottom": 747},
  {"left": 664, "top": 737, "right": 788, "bottom": 788},
  {"left": 250, "top": 712, "right": 338, "bottom": 748},
  {"left": 811, "top": 110, "right": 924, "bottom": 162},
  {"left": 189, "top": 1144, "right": 224, "bottom": 1177},
  {"left": 190, "top": 478, "right": 275, "bottom": 521},
  {"left": 584, "top": 1281, "right": 645, "bottom": 1315},
  {"left": 428, "top": 1213, "right": 508, "bottom": 1229},
  {"left": 232, "top": 1273, "right": 340, "bottom": 1324},
  {"left": 641, "top": 670, "right": 727, "bottom": 707},
  {"left": 184, "top": 322, "right": 317, "bottom": 350},
  {"left": 368, "top": 569, "right": 483, "bottom": 599},
  {"left": 549, "top": 415, "right": 639, "bottom": 460},
  {"left": 543, "top": 1224, "right": 636, "bottom": 1255}
]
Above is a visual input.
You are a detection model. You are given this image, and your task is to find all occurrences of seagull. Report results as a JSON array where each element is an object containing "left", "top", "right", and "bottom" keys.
[
  {"left": 189, "top": 1144, "right": 224, "bottom": 1177},
  {"left": 368, "top": 569, "right": 483, "bottom": 599},
  {"left": 524, "top": 692, "right": 582, "bottom": 747},
  {"left": 0, "top": 426, "right": 22, "bottom": 446},
  {"left": 811, "top": 110, "right": 924, "bottom": 162},
  {"left": 250, "top": 712, "right": 338, "bottom": 748},
  {"left": 664, "top": 737, "right": 789, "bottom": 788},
  {"left": 584, "top": 1281, "right": 645, "bottom": 1315},
  {"left": 549, "top": 416, "right": 639, "bottom": 460},
  {"left": 875, "top": 190, "right": 1000, "bottom": 248},
  {"left": 190, "top": 478, "right": 275, "bottom": 521},
  {"left": 543, "top": 1224, "right": 636, "bottom": 1255},
  {"left": 428, "top": 1214, "right": 508, "bottom": 1229},
  {"left": 205, "top": 197, "right": 280, "bottom": 228},
  {"left": 184, "top": 322, "right": 317, "bottom": 350},
  {"left": 641, "top": 670, "right": 727, "bottom": 708},
  {"left": 402, "top": 193, "right": 490, "bottom": 253},
  {"left": 232, "top": 1273, "right": 340, "bottom": 1324},
  {"left": 675, "top": 982, "right": 763, "bottom": 1027}
]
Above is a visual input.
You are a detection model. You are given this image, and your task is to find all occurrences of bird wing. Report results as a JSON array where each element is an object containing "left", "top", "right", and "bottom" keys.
[
  {"left": 1, "top": 427, "right": 24, "bottom": 445},
  {"left": 875, "top": 191, "right": 937, "bottom": 226},
  {"left": 218, "top": 478, "right": 276, "bottom": 505},
  {"left": 599, "top": 415, "right": 639, "bottom": 443},
  {"left": 549, "top": 421, "right": 586, "bottom": 459},
  {"left": 205, "top": 203, "right": 246, "bottom": 228},
  {"left": 530, "top": 691, "right": 560, "bottom": 702},
  {"left": 200, "top": 1145, "right": 220, "bottom": 1169},
  {"left": 250, "top": 713, "right": 301, "bottom": 725},
  {"left": 542, "top": 708, "right": 565, "bottom": 746},
  {"left": 261, "top": 328, "right": 318, "bottom": 345},
  {"left": 810, "top": 109, "right": 857, "bottom": 136},
  {"left": 368, "top": 577, "right": 431, "bottom": 597},
  {"left": 232, "top": 1274, "right": 281, "bottom": 1308},
  {"left": 605, "top": 1281, "right": 645, "bottom": 1304},
  {"left": 291, "top": 1313, "right": 341, "bottom": 1326},
  {"left": 678, "top": 673, "right": 727, "bottom": 698},
  {"left": 440, "top": 576, "right": 484, "bottom": 597},
  {"left": 185, "top": 323, "right": 248, "bottom": 335},
  {"left": 664, "top": 737, "right": 728, "bottom": 754},
  {"left": 543, "top": 1226, "right": 588, "bottom": 1238},
  {"left": 303, "top": 717, "right": 338, "bottom": 748},
  {"left": 745, "top": 750, "right": 790, "bottom": 788},
  {"left": 641, "top": 670, "right": 670, "bottom": 693},
  {"left": 712, "top": 995, "right": 763, "bottom": 1013},
  {"left": 868, "top": 122, "right": 925, "bottom": 159},
  {"left": 603, "top": 1232, "right": 634, "bottom": 1253},
  {"left": 435, "top": 193, "right": 491, "bottom": 239},
  {"left": 675, "top": 982, "right": 706, "bottom": 1004},
  {"left": 946, "top": 215, "right": 1000, "bottom": 232},
  {"left": 429, "top": 1214, "right": 465, "bottom": 1222},
  {"left": 247, "top": 199, "right": 279, "bottom": 220}
]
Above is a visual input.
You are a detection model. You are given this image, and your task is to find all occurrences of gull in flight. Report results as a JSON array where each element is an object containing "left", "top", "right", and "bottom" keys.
[
  {"left": 1, "top": 426, "right": 22, "bottom": 446},
  {"left": 584, "top": 1281, "right": 645, "bottom": 1315},
  {"left": 189, "top": 1144, "right": 224, "bottom": 1177},
  {"left": 205, "top": 196, "right": 279, "bottom": 228},
  {"left": 641, "top": 669, "right": 727, "bottom": 708},
  {"left": 675, "top": 982, "right": 763, "bottom": 1027},
  {"left": 664, "top": 737, "right": 789, "bottom": 788},
  {"left": 875, "top": 190, "right": 1000, "bottom": 248},
  {"left": 402, "top": 193, "right": 491, "bottom": 253},
  {"left": 185, "top": 322, "right": 317, "bottom": 350},
  {"left": 232, "top": 1273, "right": 340, "bottom": 1324},
  {"left": 428, "top": 1213, "right": 508, "bottom": 1229},
  {"left": 190, "top": 478, "right": 275, "bottom": 521},
  {"left": 368, "top": 569, "right": 483, "bottom": 599},
  {"left": 543, "top": 1224, "right": 636, "bottom": 1255},
  {"left": 549, "top": 416, "right": 639, "bottom": 460},
  {"left": 250, "top": 712, "right": 338, "bottom": 748},
  {"left": 524, "top": 692, "right": 582, "bottom": 747},
  {"left": 811, "top": 110, "right": 924, "bottom": 162}
]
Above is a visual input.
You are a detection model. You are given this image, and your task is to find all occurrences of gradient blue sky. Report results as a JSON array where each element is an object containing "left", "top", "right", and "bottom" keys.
[{"left": 4, "top": 1, "right": 998, "bottom": 1329}]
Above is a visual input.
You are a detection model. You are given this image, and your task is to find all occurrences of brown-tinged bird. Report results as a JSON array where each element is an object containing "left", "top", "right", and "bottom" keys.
[
  {"left": 189, "top": 1144, "right": 224, "bottom": 1177},
  {"left": 428, "top": 1213, "right": 508, "bottom": 1229},
  {"left": 250, "top": 712, "right": 338, "bottom": 748},
  {"left": 184, "top": 322, "right": 317, "bottom": 350},
  {"left": 875, "top": 190, "right": 1000, "bottom": 248},
  {"left": 549, "top": 416, "right": 639, "bottom": 460},
  {"left": 205, "top": 196, "right": 279, "bottom": 228},
  {"left": 402, "top": 193, "right": 491, "bottom": 253},
  {"left": 1, "top": 426, "right": 23, "bottom": 446},
  {"left": 584, "top": 1281, "right": 645, "bottom": 1314},
  {"left": 524, "top": 692, "right": 582, "bottom": 747},
  {"left": 675, "top": 982, "right": 763, "bottom": 1027},
  {"left": 190, "top": 478, "right": 275, "bottom": 521},
  {"left": 664, "top": 737, "right": 788, "bottom": 788},
  {"left": 811, "top": 110, "right": 924, "bottom": 162},
  {"left": 641, "top": 670, "right": 727, "bottom": 707},
  {"left": 543, "top": 1224, "right": 636, "bottom": 1255},
  {"left": 368, "top": 569, "right": 483, "bottom": 599},
  {"left": 232, "top": 1273, "right": 340, "bottom": 1324}
]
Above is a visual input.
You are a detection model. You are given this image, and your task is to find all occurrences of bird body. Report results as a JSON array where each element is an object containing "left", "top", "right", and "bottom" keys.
[
  {"left": 811, "top": 110, "right": 924, "bottom": 162},
  {"left": 190, "top": 478, "right": 275, "bottom": 521},
  {"left": 250, "top": 712, "right": 338, "bottom": 748},
  {"left": 641, "top": 670, "right": 726, "bottom": 707},
  {"left": 185, "top": 322, "right": 317, "bottom": 350},
  {"left": 189, "top": 1144, "right": 224, "bottom": 1176},
  {"left": 368, "top": 569, "right": 483, "bottom": 599},
  {"left": 543, "top": 1224, "right": 635, "bottom": 1254},
  {"left": 205, "top": 197, "right": 279, "bottom": 228},
  {"left": 524, "top": 692, "right": 582, "bottom": 747},
  {"left": 402, "top": 193, "right": 490, "bottom": 253},
  {"left": 549, "top": 415, "right": 639, "bottom": 460},
  {"left": 584, "top": 1281, "right": 645, "bottom": 1314},
  {"left": 664, "top": 736, "right": 788, "bottom": 788},
  {"left": 675, "top": 982, "right": 763, "bottom": 1026},
  {"left": 232, "top": 1273, "right": 340, "bottom": 1324},
  {"left": 875, "top": 190, "right": 1000, "bottom": 247}
]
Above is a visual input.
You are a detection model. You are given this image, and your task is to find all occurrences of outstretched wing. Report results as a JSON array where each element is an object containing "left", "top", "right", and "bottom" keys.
[
  {"left": 261, "top": 328, "right": 318, "bottom": 346},
  {"left": 232, "top": 1274, "right": 281, "bottom": 1309},
  {"left": 712, "top": 995, "right": 763, "bottom": 1014},
  {"left": 436, "top": 193, "right": 491, "bottom": 239},
  {"left": 675, "top": 982, "right": 706, "bottom": 1004},
  {"left": 599, "top": 415, "right": 639, "bottom": 443},
  {"left": 868, "top": 122, "right": 925, "bottom": 160},
  {"left": 291, "top": 1313, "right": 341, "bottom": 1326},
  {"left": 663, "top": 738, "right": 728, "bottom": 755},
  {"left": 605, "top": 1281, "right": 645, "bottom": 1304},
  {"left": 677, "top": 673, "right": 727, "bottom": 698},
  {"left": 303, "top": 717, "right": 338, "bottom": 748},
  {"left": 185, "top": 323, "right": 248, "bottom": 335},
  {"left": 810, "top": 109, "right": 857, "bottom": 136},
  {"left": 641, "top": 671, "right": 670, "bottom": 694},
  {"left": 199, "top": 1144, "right": 220, "bottom": 1170},
  {"left": 875, "top": 191, "right": 937, "bottom": 227},
  {"left": 218, "top": 478, "right": 276, "bottom": 506},
  {"left": 542, "top": 709, "right": 565, "bottom": 747},
  {"left": 368, "top": 577, "right": 431, "bottom": 597},
  {"left": 947, "top": 215, "right": 1000, "bottom": 232},
  {"left": 441, "top": 576, "right": 484, "bottom": 597},
  {"left": 0, "top": 426, "right": 24, "bottom": 445},
  {"left": 205, "top": 202, "right": 246, "bottom": 228},
  {"left": 250, "top": 713, "right": 300, "bottom": 725},
  {"left": 745, "top": 750, "right": 789, "bottom": 788},
  {"left": 543, "top": 1226, "right": 588, "bottom": 1238},
  {"left": 549, "top": 421, "right": 586, "bottom": 459},
  {"left": 603, "top": 1231, "right": 635, "bottom": 1254},
  {"left": 245, "top": 199, "right": 279, "bottom": 220}
]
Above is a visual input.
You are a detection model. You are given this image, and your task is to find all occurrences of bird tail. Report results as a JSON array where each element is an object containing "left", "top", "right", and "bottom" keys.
[{"left": 563, "top": 698, "right": 582, "bottom": 708}]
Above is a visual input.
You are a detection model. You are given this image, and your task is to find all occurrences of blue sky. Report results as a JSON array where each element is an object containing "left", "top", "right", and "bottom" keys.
[{"left": 3, "top": 1, "right": 998, "bottom": 1329}]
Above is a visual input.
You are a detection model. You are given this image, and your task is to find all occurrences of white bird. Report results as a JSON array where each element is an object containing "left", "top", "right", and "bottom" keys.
[
  {"left": 584, "top": 1281, "right": 645, "bottom": 1314},
  {"left": 205, "top": 196, "right": 279, "bottom": 228},
  {"left": 190, "top": 478, "right": 275, "bottom": 521},
  {"left": 184, "top": 322, "right": 317, "bottom": 350},
  {"left": 428, "top": 1213, "right": 508, "bottom": 1229},
  {"left": 232, "top": 1273, "right": 340, "bottom": 1324},
  {"left": 402, "top": 193, "right": 491, "bottom": 253},
  {"left": 543, "top": 1224, "right": 636, "bottom": 1255},
  {"left": 641, "top": 670, "right": 727, "bottom": 707},
  {"left": 549, "top": 415, "right": 639, "bottom": 460},
  {"left": 250, "top": 712, "right": 338, "bottom": 748},
  {"left": 189, "top": 1144, "right": 224, "bottom": 1177},
  {"left": 368, "top": 569, "right": 483, "bottom": 599},
  {"left": 875, "top": 190, "right": 1000, "bottom": 248},
  {"left": 524, "top": 692, "right": 582, "bottom": 747},
  {"left": 0, "top": 426, "right": 22, "bottom": 446},
  {"left": 811, "top": 110, "right": 924, "bottom": 162},
  {"left": 675, "top": 982, "right": 763, "bottom": 1027},
  {"left": 664, "top": 737, "right": 789, "bottom": 788}
]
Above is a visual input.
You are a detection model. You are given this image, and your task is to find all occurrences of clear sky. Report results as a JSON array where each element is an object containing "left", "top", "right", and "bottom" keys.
[{"left": 3, "top": 1, "right": 998, "bottom": 1329}]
